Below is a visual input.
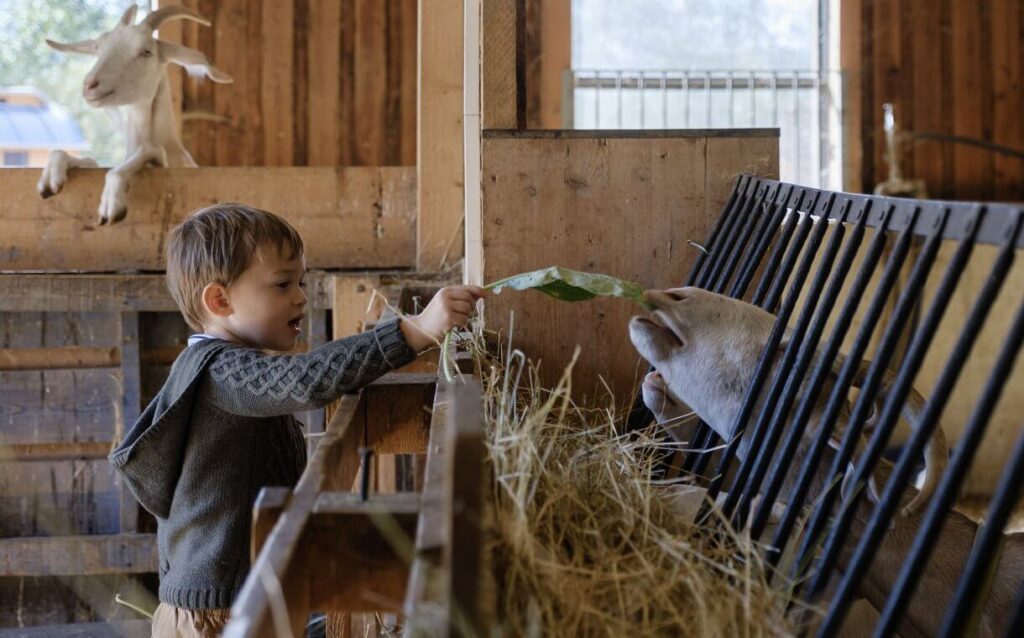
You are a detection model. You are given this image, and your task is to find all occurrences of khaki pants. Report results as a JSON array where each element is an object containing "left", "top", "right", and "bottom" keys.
[{"left": 151, "top": 602, "right": 232, "bottom": 638}]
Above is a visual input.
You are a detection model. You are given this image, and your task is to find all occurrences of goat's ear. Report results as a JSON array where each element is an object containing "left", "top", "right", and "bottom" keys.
[
  {"left": 157, "top": 41, "right": 233, "bottom": 84},
  {"left": 46, "top": 38, "right": 99, "bottom": 55},
  {"left": 120, "top": 5, "right": 139, "bottom": 26}
]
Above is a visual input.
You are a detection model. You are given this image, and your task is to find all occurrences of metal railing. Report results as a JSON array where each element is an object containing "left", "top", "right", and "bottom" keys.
[
  {"left": 565, "top": 69, "right": 841, "bottom": 188},
  {"left": 631, "top": 174, "right": 1024, "bottom": 636}
]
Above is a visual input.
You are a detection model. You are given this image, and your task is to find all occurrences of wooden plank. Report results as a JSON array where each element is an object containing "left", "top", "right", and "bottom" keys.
[
  {"left": 118, "top": 313, "right": 142, "bottom": 534},
  {"left": 354, "top": 0, "right": 388, "bottom": 166},
  {"left": 0, "top": 441, "right": 111, "bottom": 461},
  {"left": 261, "top": 0, "right": 294, "bottom": 166},
  {"left": 0, "top": 347, "right": 120, "bottom": 371},
  {"left": 417, "top": 0, "right": 465, "bottom": 271},
  {"left": 0, "top": 534, "right": 157, "bottom": 576},
  {"left": 157, "top": 0, "right": 185, "bottom": 136},
  {"left": 0, "top": 275, "right": 176, "bottom": 312},
  {"left": 251, "top": 486, "right": 290, "bottom": 562},
  {"left": 0, "top": 620, "right": 152, "bottom": 638},
  {"left": 399, "top": 0, "right": 418, "bottom": 165},
  {"left": 0, "top": 167, "right": 416, "bottom": 271},
  {"left": 481, "top": 0, "right": 519, "bottom": 128},
  {"left": 537, "top": 0, "right": 571, "bottom": 129},
  {"left": 480, "top": 132, "right": 778, "bottom": 403},
  {"left": 991, "top": 0, "right": 1023, "bottom": 201},
  {"left": 307, "top": 0, "right": 342, "bottom": 166},
  {"left": 840, "top": 0, "right": 863, "bottom": 193}
]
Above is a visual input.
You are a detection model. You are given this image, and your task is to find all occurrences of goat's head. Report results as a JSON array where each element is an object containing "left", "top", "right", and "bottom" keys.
[
  {"left": 46, "top": 5, "right": 232, "bottom": 108},
  {"left": 629, "top": 287, "right": 776, "bottom": 442}
]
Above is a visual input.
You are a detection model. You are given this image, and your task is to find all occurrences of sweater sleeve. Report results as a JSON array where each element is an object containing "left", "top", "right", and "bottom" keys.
[{"left": 202, "top": 317, "right": 417, "bottom": 417}]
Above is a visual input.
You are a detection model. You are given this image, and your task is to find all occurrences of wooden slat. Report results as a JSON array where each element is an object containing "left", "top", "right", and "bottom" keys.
[
  {"left": 480, "top": 130, "right": 777, "bottom": 403},
  {"left": 481, "top": 0, "right": 519, "bottom": 128},
  {"left": 0, "top": 347, "right": 120, "bottom": 371},
  {"left": 418, "top": 0, "right": 466, "bottom": 271},
  {"left": 354, "top": 0, "right": 388, "bottom": 165},
  {"left": 307, "top": 0, "right": 342, "bottom": 166},
  {"left": 0, "top": 620, "right": 152, "bottom": 638},
  {"left": 0, "top": 271, "right": 331, "bottom": 312},
  {"left": 0, "top": 534, "right": 157, "bottom": 576},
  {"left": 0, "top": 167, "right": 416, "bottom": 271},
  {"left": 991, "top": 0, "right": 1023, "bottom": 200},
  {"left": 0, "top": 441, "right": 112, "bottom": 461},
  {"left": 118, "top": 312, "right": 142, "bottom": 534},
  {"left": 261, "top": 0, "right": 295, "bottom": 166}
]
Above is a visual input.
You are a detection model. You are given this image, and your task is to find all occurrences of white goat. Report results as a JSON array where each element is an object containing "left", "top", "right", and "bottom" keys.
[
  {"left": 630, "top": 287, "right": 1024, "bottom": 638},
  {"left": 38, "top": 5, "right": 231, "bottom": 225}
]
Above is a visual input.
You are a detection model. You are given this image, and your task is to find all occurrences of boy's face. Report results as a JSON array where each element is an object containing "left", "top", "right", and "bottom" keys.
[{"left": 208, "top": 245, "right": 308, "bottom": 352}]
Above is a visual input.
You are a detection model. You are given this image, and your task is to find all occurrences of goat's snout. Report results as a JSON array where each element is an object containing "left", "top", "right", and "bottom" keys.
[
  {"left": 643, "top": 288, "right": 689, "bottom": 310},
  {"left": 84, "top": 76, "right": 100, "bottom": 91}
]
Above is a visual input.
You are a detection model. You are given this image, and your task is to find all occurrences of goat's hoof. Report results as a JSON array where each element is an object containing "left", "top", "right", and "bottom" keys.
[{"left": 39, "top": 188, "right": 53, "bottom": 199}]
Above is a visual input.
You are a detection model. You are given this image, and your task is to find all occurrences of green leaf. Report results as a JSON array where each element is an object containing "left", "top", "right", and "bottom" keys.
[{"left": 485, "top": 266, "right": 653, "bottom": 310}]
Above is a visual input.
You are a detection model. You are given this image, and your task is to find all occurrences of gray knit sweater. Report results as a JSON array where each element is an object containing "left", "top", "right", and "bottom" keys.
[{"left": 109, "top": 318, "right": 416, "bottom": 609}]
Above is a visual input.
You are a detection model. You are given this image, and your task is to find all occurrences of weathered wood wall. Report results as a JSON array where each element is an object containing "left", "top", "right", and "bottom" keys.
[
  {"left": 842, "top": 0, "right": 1024, "bottom": 201},
  {"left": 0, "top": 167, "right": 416, "bottom": 272},
  {"left": 159, "top": 0, "right": 418, "bottom": 167},
  {"left": 481, "top": 129, "right": 780, "bottom": 404}
]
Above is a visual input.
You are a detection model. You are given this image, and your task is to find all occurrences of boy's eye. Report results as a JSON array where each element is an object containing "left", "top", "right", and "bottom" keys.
[{"left": 277, "top": 281, "right": 290, "bottom": 289}]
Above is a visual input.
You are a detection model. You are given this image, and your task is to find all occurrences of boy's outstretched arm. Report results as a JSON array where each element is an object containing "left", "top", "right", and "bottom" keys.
[{"left": 203, "top": 285, "right": 487, "bottom": 417}]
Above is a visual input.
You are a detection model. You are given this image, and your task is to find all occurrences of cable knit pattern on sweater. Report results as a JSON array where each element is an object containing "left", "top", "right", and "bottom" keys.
[{"left": 108, "top": 317, "right": 416, "bottom": 610}]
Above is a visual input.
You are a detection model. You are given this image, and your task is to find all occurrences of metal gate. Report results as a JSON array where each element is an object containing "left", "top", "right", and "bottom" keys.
[{"left": 635, "top": 174, "right": 1024, "bottom": 637}]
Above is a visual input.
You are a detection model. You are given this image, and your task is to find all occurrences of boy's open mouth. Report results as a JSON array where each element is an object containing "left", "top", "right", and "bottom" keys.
[{"left": 288, "top": 315, "right": 304, "bottom": 334}]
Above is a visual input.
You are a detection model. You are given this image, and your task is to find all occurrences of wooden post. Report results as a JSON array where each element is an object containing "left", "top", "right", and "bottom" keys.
[
  {"left": 118, "top": 312, "right": 142, "bottom": 534},
  {"left": 417, "top": 0, "right": 466, "bottom": 272}
]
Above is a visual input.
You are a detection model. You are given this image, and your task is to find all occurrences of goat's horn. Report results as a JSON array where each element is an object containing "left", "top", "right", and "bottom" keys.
[{"left": 144, "top": 7, "right": 212, "bottom": 31}]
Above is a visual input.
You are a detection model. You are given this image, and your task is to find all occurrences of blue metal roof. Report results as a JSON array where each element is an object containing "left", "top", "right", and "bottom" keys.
[{"left": 0, "top": 91, "right": 87, "bottom": 150}]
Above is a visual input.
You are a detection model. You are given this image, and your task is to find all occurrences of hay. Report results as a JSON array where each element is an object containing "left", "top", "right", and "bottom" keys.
[{"left": 469, "top": 333, "right": 801, "bottom": 637}]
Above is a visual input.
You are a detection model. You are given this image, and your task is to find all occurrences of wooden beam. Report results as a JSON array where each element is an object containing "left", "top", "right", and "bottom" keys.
[
  {"left": 417, "top": 0, "right": 465, "bottom": 271},
  {"left": 0, "top": 167, "right": 416, "bottom": 272},
  {"left": 0, "top": 271, "right": 332, "bottom": 312},
  {"left": 0, "top": 441, "right": 112, "bottom": 462},
  {"left": 0, "top": 620, "right": 153, "bottom": 638},
  {"left": 0, "top": 347, "right": 120, "bottom": 371},
  {"left": 118, "top": 312, "right": 142, "bottom": 534},
  {"left": 0, "top": 534, "right": 157, "bottom": 576},
  {"left": 536, "top": 0, "right": 571, "bottom": 129},
  {"left": 481, "top": 0, "right": 522, "bottom": 128}
]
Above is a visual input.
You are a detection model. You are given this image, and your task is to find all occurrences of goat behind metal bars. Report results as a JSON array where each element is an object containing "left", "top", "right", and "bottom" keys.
[
  {"left": 38, "top": 5, "right": 232, "bottom": 225},
  {"left": 629, "top": 174, "right": 1024, "bottom": 638}
]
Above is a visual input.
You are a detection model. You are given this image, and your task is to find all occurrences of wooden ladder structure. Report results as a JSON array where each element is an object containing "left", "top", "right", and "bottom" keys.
[{"left": 224, "top": 310, "right": 487, "bottom": 638}]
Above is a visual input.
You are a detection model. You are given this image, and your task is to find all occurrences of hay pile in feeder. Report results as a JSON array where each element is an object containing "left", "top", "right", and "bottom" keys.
[{"left": 471, "top": 336, "right": 802, "bottom": 637}]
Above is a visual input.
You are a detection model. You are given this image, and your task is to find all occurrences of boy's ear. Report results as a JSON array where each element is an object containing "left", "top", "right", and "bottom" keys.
[{"left": 201, "top": 283, "right": 232, "bottom": 319}]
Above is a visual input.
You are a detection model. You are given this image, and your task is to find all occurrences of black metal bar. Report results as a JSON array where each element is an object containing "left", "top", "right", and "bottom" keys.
[
  {"left": 764, "top": 205, "right": 893, "bottom": 577},
  {"left": 875, "top": 211, "right": 1023, "bottom": 637},
  {"left": 732, "top": 199, "right": 852, "bottom": 529},
  {"left": 805, "top": 208, "right": 951, "bottom": 610},
  {"left": 751, "top": 189, "right": 805, "bottom": 307},
  {"left": 749, "top": 203, "right": 870, "bottom": 542},
  {"left": 687, "top": 185, "right": 790, "bottom": 476},
  {"left": 701, "top": 192, "right": 817, "bottom": 508},
  {"left": 721, "top": 194, "right": 838, "bottom": 526},
  {"left": 713, "top": 185, "right": 768, "bottom": 293},
  {"left": 937, "top": 313, "right": 1024, "bottom": 637},
  {"left": 786, "top": 206, "right": 920, "bottom": 592},
  {"left": 1002, "top": 578, "right": 1024, "bottom": 638},
  {"left": 705, "top": 182, "right": 759, "bottom": 290},
  {"left": 686, "top": 184, "right": 790, "bottom": 476},
  {"left": 687, "top": 175, "right": 749, "bottom": 284},
  {"left": 816, "top": 206, "right": 985, "bottom": 636},
  {"left": 941, "top": 417, "right": 1024, "bottom": 638}
]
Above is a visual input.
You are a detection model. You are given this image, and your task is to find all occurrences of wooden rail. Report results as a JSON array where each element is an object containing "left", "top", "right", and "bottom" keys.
[{"left": 224, "top": 341, "right": 484, "bottom": 638}]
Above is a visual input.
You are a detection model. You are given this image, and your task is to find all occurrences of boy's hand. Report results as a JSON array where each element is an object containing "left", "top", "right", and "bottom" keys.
[{"left": 399, "top": 285, "right": 488, "bottom": 352}]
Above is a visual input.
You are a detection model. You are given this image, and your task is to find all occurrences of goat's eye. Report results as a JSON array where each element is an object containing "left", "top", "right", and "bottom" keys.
[{"left": 140, "top": 49, "right": 153, "bottom": 58}]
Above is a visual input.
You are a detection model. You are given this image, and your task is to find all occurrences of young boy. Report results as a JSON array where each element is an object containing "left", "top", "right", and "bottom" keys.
[{"left": 108, "top": 203, "right": 485, "bottom": 638}]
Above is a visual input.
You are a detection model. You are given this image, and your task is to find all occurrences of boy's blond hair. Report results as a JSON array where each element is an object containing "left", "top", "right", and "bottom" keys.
[{"left": 166, "top": 203, "right": 304, "bottom": 331}]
